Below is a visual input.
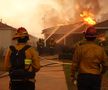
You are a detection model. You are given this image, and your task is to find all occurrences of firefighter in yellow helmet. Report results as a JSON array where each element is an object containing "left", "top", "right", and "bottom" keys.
[
  {"left": 71, "top": 26, "right": 108, "bottom": 90},
  {"left": 4, "top": 27, "right": 40, "bottom": 90}
]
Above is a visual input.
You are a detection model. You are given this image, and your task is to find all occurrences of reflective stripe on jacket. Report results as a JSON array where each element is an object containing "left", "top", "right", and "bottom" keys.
[{"left": 4, "top": 43, "right": 41, "bottom": 72}]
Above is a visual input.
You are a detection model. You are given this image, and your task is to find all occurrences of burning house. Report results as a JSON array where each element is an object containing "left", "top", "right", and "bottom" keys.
[
  {"left": 42, "top": 19, "right": 108, "bottom": 47},
  {"left": 42, "top": 9, "right": 96, "bottom": 47},
  {"left": 41, "top": 0, "right": 102, "bottom": 46},
  {"left": 41, "top": 0, "right": 108, "bottom": 59},
  {"left": 42, "top": 22, "right": 85, "bottom": 47},
  {"left": 42, "top": 0, "right": 108, "bottom": 48}
]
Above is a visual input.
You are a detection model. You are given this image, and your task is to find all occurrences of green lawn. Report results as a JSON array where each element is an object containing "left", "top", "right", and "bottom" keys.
[
  {"left": 61, "top": 59, "right": 77, "bottom": 90},
  {"left": 63, "top": 64, "right": 73, "bottom": 90}
]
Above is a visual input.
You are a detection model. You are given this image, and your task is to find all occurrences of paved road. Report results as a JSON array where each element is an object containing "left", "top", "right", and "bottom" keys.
[
  {"left": 0, "top": 76, "right": 10, "bottom": 90},
  {"left": 36, "top": 58, "right": 68, "bottom": 90},
  {"left": 0, "top": 58, "right": 68, "bottom": 90},
  {"left": 1, "top": 56, "right": 108, "bottom": 90}
]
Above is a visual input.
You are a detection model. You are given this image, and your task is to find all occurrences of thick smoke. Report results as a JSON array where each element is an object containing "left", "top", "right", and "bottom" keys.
[
  {"left": 41, "top": 0, "right": 108, "bottom": 29},
  {"left": 98, "top": 0, "right": 108, "bottom": 21},
  {"left": 74, "top": 0, "right": 101, "bottom": 22},
  {"left": 40, "top": 0, "right": 75, "bottom": 29},
  {"left": 75, "top": 0, "right": 100, "bottom": 14},
  {"left": 75, "top": 0, "right": 108, "bottom": 22}
]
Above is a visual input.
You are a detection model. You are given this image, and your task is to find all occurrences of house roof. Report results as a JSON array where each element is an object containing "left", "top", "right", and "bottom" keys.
[
  {"left": 42, "top": 19, "right": 108, "bottom": 43},
  {"left": 94, "top": 20, "right": 108, "bottom": 29},
  {"left": 0, "top": 22, "right": 17, "bottom": 30},
  {"left": 42, "top": 21, "right": 85, "bottom": 42},
  {"left": 42, "top": 20, "right": 108, "bottom": 35},
  {"left": 0, "top": 21, "right": 38, "bottom": 41},
  {"left": 42, "top": 21, "right": 83, "bottom": 34},
  {"left": 95, "top": 20, "right": 108, "bottom": 27}
]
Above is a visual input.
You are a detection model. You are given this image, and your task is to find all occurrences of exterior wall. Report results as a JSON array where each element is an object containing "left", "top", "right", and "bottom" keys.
[
  {"left": 0, "top": 30, "right": 38, "bottom": 49},
  {"left": 11, "top": 30, "right": 17, "bottom": 45},
  {"left": 0, "top": 30, "right": 11, "bottom": 48},
  {"left": 43, "top": 32, "right": 84, "bottom": 47},
  {"left": 66, "top": 33, "right": 83, "bottom": 47},
  {"left": 44, "top": 34, "right": 65, "bottom": 45},
  {"left": 0, "top": 30, "right": 16, "bottom": 49}
]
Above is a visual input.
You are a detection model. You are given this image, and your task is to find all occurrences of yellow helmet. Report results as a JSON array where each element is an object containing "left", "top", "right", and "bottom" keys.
[{"left": 12, "top": 27, "right": 29, "bottom": 40}]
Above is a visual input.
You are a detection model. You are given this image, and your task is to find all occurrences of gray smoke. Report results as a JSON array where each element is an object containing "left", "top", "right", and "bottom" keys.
[
  {"left": 75, "top": 0, "right": 100, "bottom": 14},
  {"left": 40, "top": 0, "right": 75, "bottom": 28},
  {"left": 74, "top": 0, "right": 108, "bottom": 22},
  {"left": 41, "top": 0, "right": 108, "bottom": 28}
]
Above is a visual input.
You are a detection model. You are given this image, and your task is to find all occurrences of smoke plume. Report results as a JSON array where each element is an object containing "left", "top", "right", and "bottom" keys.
[
  {"left": 39, "top": 0, "right": 75, "bottom": 29},
  {"left": 75, "top": 0, "right": 108, "bottom": 22},
  {"left": 40, "top": 0, "right": 108, "bottom": 29}
]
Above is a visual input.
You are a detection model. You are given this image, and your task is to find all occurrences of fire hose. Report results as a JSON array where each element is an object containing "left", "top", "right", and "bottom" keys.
[
  {"left": 0, "top": 57, "right": 71, "bottom": 78},
  {"left": 0, "top": 62, "right": 62, "bottom": 78}
]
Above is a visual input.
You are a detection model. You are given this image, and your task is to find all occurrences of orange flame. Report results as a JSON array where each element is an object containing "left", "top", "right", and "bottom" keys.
[{"left": 80, "top": 11, "right": 96, "bottom": 25}]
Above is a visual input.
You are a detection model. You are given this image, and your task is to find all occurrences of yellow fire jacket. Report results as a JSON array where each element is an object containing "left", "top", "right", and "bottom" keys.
[
  {"left": 4, "top": 43, "right": 41, "bottom": 72},
  {"left": 71, "top": 41, "right": 108, "bottom": 77}
]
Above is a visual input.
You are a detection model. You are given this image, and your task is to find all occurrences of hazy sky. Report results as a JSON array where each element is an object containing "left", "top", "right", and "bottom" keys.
[
  {"left": 0, "top": 0, "right": 48, "bottom": 38},
  {"left": 0, "top": 0, "right": 75, "bottom": 38},
  {"left": 0, "top": 0, "right": 108, "bottom": 38}
]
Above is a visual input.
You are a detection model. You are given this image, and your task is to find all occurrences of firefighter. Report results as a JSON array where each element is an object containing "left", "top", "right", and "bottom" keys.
[
  {"left": 37, "top": 38, "right": 44, "bottom": 55},
  {"left": 4, "top": 27, "right": 41, "bottom": 90},
  {"left": 71, "top": 26, "right": 108, "bottom": 90}
]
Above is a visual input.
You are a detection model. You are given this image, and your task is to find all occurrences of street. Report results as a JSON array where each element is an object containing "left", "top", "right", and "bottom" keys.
[
  {"left": 0, "top": 57, "right": 68, "bottom": 90},
  {"left": 1, "top": 56, "right": 108, "bottom": 90}
]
